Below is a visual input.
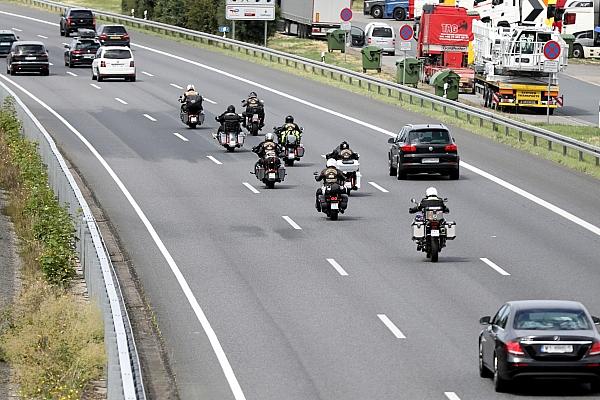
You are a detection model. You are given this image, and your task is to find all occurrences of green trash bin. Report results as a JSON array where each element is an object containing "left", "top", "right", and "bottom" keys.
[
  {"left": 326, "top": 29, "right": 346, "bottom": 53},
  {"left": 430, "top": 69, "right": 460, "bottom": 100},
  {"left": 561, "top": 34, "right": 575, "bottom": 58},
  {"left": 396, "top": 57, "right": 421, "bottom": 86},
  {"left": 361, "top": 45, "right": 383, "bottom": 73}
]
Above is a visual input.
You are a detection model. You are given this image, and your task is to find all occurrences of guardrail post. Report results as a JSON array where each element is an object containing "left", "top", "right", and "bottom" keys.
[
  {"left": 548, "top": 140, "right": 552, "bottom": 151},
  {"left": 533, "top": 136, "right": 538, "bottom": 146},
  {"left": 420, "top": 98, "right": 424, "bottom": 107},
  {"left": 505, "top": 126, "right": 509, "bottom": 136},
  {"left": 563, "top": 145, "right": 567, "bottom": 156},
  {"left": 492, "top": 122, "right": 497, "bottom": 132},
  {"left": 519, "top": 131, "right": 523, "bottom": 141},
  {"left": 579, "top": 151, "right": 584, "bottom": 161},
  {"left": 479, "top": 118, "right": 483, "bottom": 128},
  {"left": 367, "top": 82, "right": 371, "bottom": 91},
  {"left": 596, "top": 157, "right": 599, "bottom": 166}
]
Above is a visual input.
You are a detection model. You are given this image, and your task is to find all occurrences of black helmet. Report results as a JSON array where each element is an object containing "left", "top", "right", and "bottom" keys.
[
  {"left": 249, "top": 91, "right": 257, "bottom": 98},
  {"left": 340, "top": 141, "right": 349, "bottom": 150},
  {"left": 227, "top": 105, "right": 236, "bottom": 113},
  {"left": 285, "top": 115, "right": 294, "bottom": 123}
]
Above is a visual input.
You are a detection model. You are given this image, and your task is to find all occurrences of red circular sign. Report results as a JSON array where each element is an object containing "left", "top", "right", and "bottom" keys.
[
  {"left": 399, "top": 24, "right": 414, "bottom": 41},
  {"left": 543, "top": 40, "right": 561, "bottom": 60},
  {"left": 340, "top": 7, "right": 353, "bottom": 22}
]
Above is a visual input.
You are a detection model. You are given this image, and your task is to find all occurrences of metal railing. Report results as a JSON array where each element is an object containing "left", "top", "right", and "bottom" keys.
[{"left": 0, "top": 82, "right": 145, "bottom": 400}]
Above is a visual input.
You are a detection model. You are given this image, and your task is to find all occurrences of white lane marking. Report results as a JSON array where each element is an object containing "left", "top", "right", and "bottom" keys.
[
  {"left": 48, "top": 62, "right": 53, "bottom": 66},
  {"left": 320, "top": 154, "right": 326, "bottom": 158},
  {"left": 172, "top": 132, "right": 188, "bottom": 142},
  {"left": 170, "top": 83, "right": 183, "bottom": 89},
  {"left": 62, "top": 42, "right": 69, "bottom": 46},
  {"left": 444, "top": 393, "right": 462, "bottom": 400},
  {"left": 480, "top": 257, "right": 511, "bottom": 276},
  {"left": 90, "top": 83, "right": 101, "bottom": 89},
  {"left": 377, "top": 314, "right": 406, "bottom": 339},
  {"left": 368, "top": 181, "right": 389, "bottom": 193},
  {"left": 242, "top": 182, "right": 260, "bottom": 194},
  {"left": 143, "top": 113, "right": 157, "bottom": 122},
  {"left": 0, "top": 11, "right": 57, "bottom": 26},
  {"left": 36, "top": 34, "right": 48, "bottom": 39},
  {"left": 326, "top": 258, "right": 348, "bottom": 276},
  {"left": 66, "top": 71, "right": 77, "bottom": 77},
  {"left": 282, "top": 216, "right": 302, "bottom": 230},
  {"left": 115, "top": 97, "right": 128, "bottom": 105},
  {"left": 12, "top": 27, "right": 23, "bottom": 32},
  {"left": 141, "top": 71, "right": 154, "bottom": 76},
  {"left": 0, "top": 74, "right": 248, "bottom": 400},
  {"left": 204, "top": 97, "right": 217, "bottom": 104},
  {"left": 207, "top": 155, "right": 222, "bottom": 165}
]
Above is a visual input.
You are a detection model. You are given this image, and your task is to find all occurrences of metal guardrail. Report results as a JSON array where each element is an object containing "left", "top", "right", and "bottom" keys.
[
  {"left": 0, "top": 81, "right": 145, "bottom": 400},
  {"left": 21, "top": 0, "right": 600, "bottom": 165}
]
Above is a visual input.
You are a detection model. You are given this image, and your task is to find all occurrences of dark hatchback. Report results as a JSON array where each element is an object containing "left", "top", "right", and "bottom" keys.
[
  {"left": 0, "top": 30, "right": 19, "bottom": 57},
  {"left": 479, "top": 300, "right": 600, "bottom": 393},
  {"left": 6, "top": 41, "right": 49, "bottom": 76},
  {"left": 64, "top": 37, "right": 100, "bottom": 67},
  {"left": 97, "top": 25, "right": 130, "bottom": 47},
  {"left": 60, "top": 8, "right": 95, "bottom": 37},
  {"left": 388, "top": 123, "right": 459, "bottom": 180}
]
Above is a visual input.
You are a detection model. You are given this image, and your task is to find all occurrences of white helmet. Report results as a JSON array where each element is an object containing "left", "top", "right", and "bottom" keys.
[
  {"left": 425, "top": 187, "right": 438, "bottom": 198},
  {"left": 326, "top": 158, "right": 336, "bottom": 168},
  {"left": 265, "top": 132, "right": 275, "bottom": 142},
  {"left": 186, "top": 84, "right": 195, "bottom": 91}
]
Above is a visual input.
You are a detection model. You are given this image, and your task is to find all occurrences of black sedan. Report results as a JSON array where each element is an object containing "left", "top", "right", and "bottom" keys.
[
  {"left": 479, "top": 300, "right": 600, "bottom": 393},
  {"left": 97, "top": 25, "right": 130, "bottom": 47},
  {"left": 388, "top": 123, "right": 459, "bottom": 180},
  {"left": 63, "top": 37, "right": 100, "bottom": 67}
]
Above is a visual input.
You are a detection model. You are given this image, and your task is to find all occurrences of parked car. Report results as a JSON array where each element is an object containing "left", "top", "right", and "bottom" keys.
[
  {"left": 6, "top": 41, "right": 49, "bottom": 76},
  {"left": 60, "top": 8, "right": 95, "bottom": 37},
  {"left": 0, "top": 30, "right": 19, "bottom": 57},
  {"left": 96, "top": 25, "right": 130, "bottom": 47},
  {"left": 388, "top": 123, "right": 459, "bottom": 180},
  {"left": 64, "top": 35, "right": 101, "bottom": 67},
  {"left": 91, "top": 46, "right": 136, "bottom": 82},
  {"left": 479, "top": 300, "right": 600, "bottom": 393},
  {"left": 364, "top": 22, "right": 396, "bottom": 55}
]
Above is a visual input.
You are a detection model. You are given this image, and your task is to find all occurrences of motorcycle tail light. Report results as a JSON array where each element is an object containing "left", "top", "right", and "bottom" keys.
[
  {"left": 430, "top": 221, "right": 439, "bottom": 229},
  {"left": 506, "top": 341, "right": 525, "bottom": 355},
  {"left": 589, "top": 341, "right": 600, "bottom": 356},
  {"left": 330, "top": 196, "right": 338, "bottom": 201}
]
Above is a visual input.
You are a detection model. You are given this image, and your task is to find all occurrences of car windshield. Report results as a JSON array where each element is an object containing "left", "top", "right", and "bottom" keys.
[
  {"left": 513, "top": 308, "right": 592, "bottom": 330},
  {"left": 0, "top": 34, "right": 16, "bottom": 42},
  {"left": 372, "top": 27, "right": 392, "bottom": 37},
  {"left": 103, "top": 26, "right": 127, "bottom": 34},
  {"left": 76, "top": 40, "right": 100, "bottom": 50},
  {"left": 408, "top": 129, "right": 451, "bottom": 144},
  {"left": 70, "top": 10, "right": 93, "bottom": 18},
  {"left": 16, "top": 45, "right": 44, "bottom": 54},
  {"left": 103, "top": 49, "right": 131, "bottom": 59}
]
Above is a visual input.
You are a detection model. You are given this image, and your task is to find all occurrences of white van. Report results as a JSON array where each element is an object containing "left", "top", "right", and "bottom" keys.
[{"left": 364, "top": 22, "right": 396, "bottom": 55}]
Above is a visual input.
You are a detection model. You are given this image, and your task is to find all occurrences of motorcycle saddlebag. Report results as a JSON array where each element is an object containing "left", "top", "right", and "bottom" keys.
[
  {"left": 255, "top": 166, "right": 266, "bottom": 180},
  {"left": 412, "top": 222, "right": 425, "bottom": 239},
  {"left": 277, "top": 167, "right": 286, "bottom": 181},
  {"left": 445, "top": 221, "right": 456, "bottom": 240},
  {"left": 340, "top": 194, "right": 349, "bottom": 210},
  {"left": 296, "top": 144, "right": 305, "bottom": 158}
]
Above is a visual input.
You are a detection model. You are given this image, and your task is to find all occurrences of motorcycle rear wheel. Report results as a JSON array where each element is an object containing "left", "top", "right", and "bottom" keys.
[
  {"left": 266, "top": 181, "right": 275, "bottom": 189},
  {"left": 329, "top": 210, "right": 339, "bottom": 221},
  {"left": 251, "top": 123, "right": 259, "bottom": 136},
  {"left": 431, "top": 238, "right": 440, "bottom": 262},
  {"left": 227, "top": 146, "right": 235, "bottom": 152},
  {"left": 188, "top": 123, "right": 197, "bottom": 129},
  {"left": 285, "top": 159, "right": 294, "bottom": 166}
]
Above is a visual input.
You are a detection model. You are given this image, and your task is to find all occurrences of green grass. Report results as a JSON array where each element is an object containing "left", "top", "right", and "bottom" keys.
[
  {"left": 61, "top": 0, "right": 121, "bottom": 13},
  {"left": 532, "top": 123, "right": 600, "bottom": 147},
  {"left": 352, "top": 0, "right": 364, "bottom": 11}
]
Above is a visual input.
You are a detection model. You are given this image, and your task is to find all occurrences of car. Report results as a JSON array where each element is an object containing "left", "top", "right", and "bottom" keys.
[
  {"left": 91, "top": 46, "right": 136, "bottom": 82},
  {"left": 6, "top": 41, "right": 49, "bottom": 76},
  {"left": 60, "top": 8, "right": 95, "bottom": 37},
  {"left": 350, "top": 26, "right": 365, "bottom": 47},
  {"left": 364, "top": 22, "right": 396, "bottom": 55},
  {"left": 0, "top": 30, "right": 19, "bottom": 57},
  {"left": 96, "top": 25, "right": 130, "bottom": 47},
  {"left": 387, "top": 124, "right": 459, "bottom": 180},
  {"left": 479, "top": 300, "right": 600, "bottom": 393},
  {"left": 64, "top": 35, "right": 101, "bottom": 67}
]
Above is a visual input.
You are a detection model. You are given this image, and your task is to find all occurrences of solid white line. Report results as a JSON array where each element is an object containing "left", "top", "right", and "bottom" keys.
[
  {"left": 170, "top": 83, "right": 183, "bottom": 89},
  {"left": 480, "top": 257, "right": 511, "bottom": 276},
  {"left": 207, "top": 155, "right": 222, "bottom": 165},
  {"left": 66, "top": 71, "right": 77, "bottom": 77},
  {"left": 90, "top": 83, "right": 101, "bottom": 90},
  {"left": 377, "top": 314, "right": 406, "bottom": 339},
  {"left": 0, "top": 74, "right": 248, "bottom": 400},
  {"left": 36, "top": 34, "right": 48, "bottom": 39},
  {"left": 204, "top": 97, "right": 217, "bottom": 104},
  {"left": 12, "top": 28, "right": 23, "bottom": 32},
  {"left": 143, "top": 113, "right": 157, "bottom": 122},
  {"left": 115, "top": 97, "right": 128, "bottom": 105},
  {"left": 444, "top": 392, "right": 462, "bottom": 400},
  {"left": 141, "top": 71, "right": 154, "bottom": 76},
  {"left": 368, "top": 181, "right": 389, "bottom": 193},
  {"left": 172, "top": 132, "right": 188, "bottom": 142},
  {"left": 282, "top": 216, "right": 302, "bottom": 230},
  {"left": 242, "top": 182, "right": 260, "bottom": 194},
  {"left": 326, "top": 258, "right": 348, "bottom": 276}
]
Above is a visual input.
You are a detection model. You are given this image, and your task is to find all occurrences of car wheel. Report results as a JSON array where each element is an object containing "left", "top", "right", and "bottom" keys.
[
  {"left": 393, "top": 7, "right": 407, "bottom": 21},
  {"left": 59, "top": 26, "right": 64, "bottom": 36},
  {"left": 479, "top": 340, "right": 492, "bottom": 378},
  {"left": 449, "top": 168, "right": 459, "bottom": 180},
  {"left": 91, "top": 69, "right": 97, "bottom": 80},
  {"left": 97, "top": 74, "right": 103, "bottom": 82},
  {"left": 493, "top": 353, "right": 510, "bottom": 393},
  {"left": 371, "top": 5, "right": 383, "bottom": 19},
  {"left": 396, "top": 160, "right": 407, "bottom": 180},
  {"left": 573, "top": 44, "right": 584, "bottom": 59},
  {"left": 41, "top": 69, "right": 49, "bottom": 76},
  {"left": 590, "top": 380, "right": 600, "bottom": 393},
  {"left": 6, "top": 64, "right": 10, "bottom": 75},
  {"left": 130, "top": 75, "right": 136, "bottom": 82},
  {"left": 64, "top": 56, "right": 68, "bottom": 67},
  {"left": 388, "top": 156, "right": 397, "bottom": 176}
]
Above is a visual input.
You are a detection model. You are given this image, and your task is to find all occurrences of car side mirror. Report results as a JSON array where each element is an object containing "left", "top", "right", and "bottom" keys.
[
  {"left": 388, "top": 138, "right": 395, "bottom": 144},
  {"left": 479, "top": 316, "right": 491, "bottom": 325},
  {"left": 592, "top": 316, "right": 600, "bottom": 325},
  {"left": 410, "top": 198, "right": 416, "bottom": 204}
]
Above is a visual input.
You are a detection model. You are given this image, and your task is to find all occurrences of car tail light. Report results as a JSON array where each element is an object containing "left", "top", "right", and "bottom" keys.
[
  {"left": 67, "top": 17, "right": 73, "bottom": 25},
  {"left": 506, "top": 341, "right": 525, "bottom": 355},
  {"left": 564, "top": 12, "right": 576, "bottom": 25},
  {"left": 99, "top": 34, "right": 107, "bottom": 40},
  {"left": 444, "top": 144, "right": 457, "bottom": 152},
  {"left": 72, "top": 50, "right": 81, "bottom": 54},
  {"left": 367, "top": 37, "right": 372, "bottom": 44},
  {"left": 100, "top": 60, "right": 106, "bottom": 67},
  {"left": 123, "top": 34, "right": 129, "bottom": 39},
  {"left": 130, "top": 60, "right": 135, "bottom": 67},
  {"left": 589, "top": 342, "right": 600, "bottom": 356},
  {"left": 93, "top": 16, "right": 96, "bottom": 26},
  {"left": 400, "top": 144, "right": 416, "bottom": 153}
]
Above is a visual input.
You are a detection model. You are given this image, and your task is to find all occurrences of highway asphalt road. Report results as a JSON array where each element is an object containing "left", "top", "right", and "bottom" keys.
[
  {"left": 2, "top": 3, "right": 600, "bottom": 400},
  {"left": 352, "top": 12, "right": 600, "bottom": 125}
]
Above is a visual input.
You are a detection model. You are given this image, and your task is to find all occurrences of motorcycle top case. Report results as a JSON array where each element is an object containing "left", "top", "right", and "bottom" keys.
[
  {"left": 412, "top": 221, "right": 425, "bottom": 239},
  {"left": 336, "top": 159, "right": 359, "bottom": 172},
  {"left": 445, "top": 221, "right": 456, "bottom": 240}
]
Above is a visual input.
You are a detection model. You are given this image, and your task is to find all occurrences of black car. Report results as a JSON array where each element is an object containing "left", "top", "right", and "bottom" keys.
[
  {"left": 60, "top": 8, "right": 95, "bottom": 37},
  {"left": 6, "top": 41, "right": 49, "bottom": 76},
  {"left": 97, "top": 25, "right": 130, "bottom": 47},
  {"left": 64, "top": 36, "right": 100, "bottom": 67},
  {"left": 0, "top": 30, "right": 19, "bottom": 57},
  {"left": 479, "top": 300, "right": 600, "bottom": 393},
  {"left": 388, "top": 123, "right": 459, "bottom": 180}
]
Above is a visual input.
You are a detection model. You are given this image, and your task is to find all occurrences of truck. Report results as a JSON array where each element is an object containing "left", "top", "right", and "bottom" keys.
[
  {"left": 467, "top": 0, "right": 555, "bottom": 27},
  {"left": 416, "top": 4, "right": 480, "bottom": 93},
  {"left": 278, "top": 0, "right": 352, "bottom": 38},
  {"left": 561, "top": 0, "right": 600, "bottom": 57},
  {"left": 364, "top": 0, "right": 439, "bottom": 20},
  {"left": 471, "top": 20, "right": 568, "bottom": 112}
]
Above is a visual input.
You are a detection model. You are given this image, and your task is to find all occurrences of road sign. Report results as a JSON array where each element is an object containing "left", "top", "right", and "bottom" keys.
[
  {"left": 543, "top": 60, "right": 559, "bottom": 73},
  {"left": 218, "top": 26, "right": 230, "bottom": 33},
  {"left": 340, "top": 21, "right": 352, "bottom": 31},
  {"left": 399, "top": 24, "right": 414, "bottom": 41},
  {"left": 543, "top": 40, "right": 561, "bottom": 60},
  {"left": 226, "top": 4, "right": 275, "bottom": 20},
  {"left": 400, "top": 41, "right": 412, "bottom": 51},
  {"left": 524, "top": 0, "right": 544, "bottom": 22},
  {"left": 226, "top": 0, "right": 273, "bottom": 4},
  {"left": 340, "top": 7, "right": 353, "bottom": 22}
]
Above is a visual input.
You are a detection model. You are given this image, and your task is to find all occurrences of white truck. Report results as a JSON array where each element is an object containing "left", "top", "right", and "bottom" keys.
[
  {"left": 562, "top": 0, "right": 600, "bottom": 57},
  {"left": 464, "top": 0, "right": 551, "bottom": 26},
  {"left": 279, "top": 0, "right": 352, "bottom": 38}
]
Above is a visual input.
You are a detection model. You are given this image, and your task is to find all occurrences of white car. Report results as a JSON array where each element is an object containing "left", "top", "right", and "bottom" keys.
[
  {"left": 364, "top": 22, "right": 396, "bottom": 55},
  {"left": 91, "top": 46, "right": 135, "bottom": 82}
]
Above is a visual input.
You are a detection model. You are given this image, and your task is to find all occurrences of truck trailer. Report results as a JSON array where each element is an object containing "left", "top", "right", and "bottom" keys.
[{"left": 279, "top": 0, "right": 352, "bottom": 38}]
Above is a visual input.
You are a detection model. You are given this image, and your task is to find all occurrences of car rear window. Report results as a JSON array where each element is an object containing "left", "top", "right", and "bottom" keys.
[
  {"left": 408, "top": 129, "right": 451, "bottom": 144},
  {"left": 103, "top": 49, "right": 131, "bottom": 59},
  {"left": 70, "top": 10, "right": 93, "bottom": 18},
  {"left": 76, "top": 40, "right": 100, "bottom": 50},
  {"left": 15, "top": 45, "right": 45, "bottom": 54},
  {"left": 0, "top": 34, "right": 16, "bottom": 42},
  {"left": 372, "top": 27, "right": 392, "bottom": 37},
  {"left": 513, "top": 309, "right": 591, "bottom": 330},
  {"left": 103, "top": 26, "right": 127, "bottom": 34}
]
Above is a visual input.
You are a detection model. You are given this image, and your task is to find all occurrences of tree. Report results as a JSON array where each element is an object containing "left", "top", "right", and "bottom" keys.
[
  {"left": 153, "top": 0, "right": 187, "bottom": 26},
  {"left": 186, "top": 0, "right": 219, "bottom": 34}
]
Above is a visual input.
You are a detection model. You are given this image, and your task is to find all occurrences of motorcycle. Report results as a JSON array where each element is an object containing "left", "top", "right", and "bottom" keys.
[
  {"left": 336, "top": 155, "right": 361, "bottom": 194},
  {"left": 282, "top": 132, "right": 304, "bottom": 166},
  {"left": 244, "top": 105, "right": 262, "bottom": 136},
  {"left": 179, "top": 95, "right": 204, "bottom": 129},
  {"left": 216, "top": 128, "right": 245, "bottom": 152},
  {"left": 253, "top": 153, "right": 286, "bottom": 189},
  {"left": 314, "top": 178, "right": 349, "bottom": 221},
  {"left": 410, "top": 198, "right": 456, "bottom": 262}
]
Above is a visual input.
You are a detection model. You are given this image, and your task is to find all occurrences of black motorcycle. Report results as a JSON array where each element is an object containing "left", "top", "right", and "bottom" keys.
[
  {"left": 179, "top": 95, "right": 204, "bottom": 129},
  {"left": 315, "top": 180, "right": 348, "bottom": 221},
  {"left": 244, "top": 105, "right": 262, "bottom": 136},
  {"left": 253, "top": 153, "right": 286, "bottom": 189}
]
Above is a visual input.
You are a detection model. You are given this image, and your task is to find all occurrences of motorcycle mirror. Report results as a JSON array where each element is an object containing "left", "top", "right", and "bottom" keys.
[
  {"left": 410, "top": 198, "right": 416, "bottom": 203},
  {"left": 479, "top": 316, "right": 491, "bottom": 325},
  {"left": 250, "top": 171, "right": 255, "bottom": 175}
]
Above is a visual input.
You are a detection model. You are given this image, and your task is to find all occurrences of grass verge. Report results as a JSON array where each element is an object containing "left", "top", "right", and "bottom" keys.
[{"left": 0, "top": 97, "right": 106, "bottom": 399}]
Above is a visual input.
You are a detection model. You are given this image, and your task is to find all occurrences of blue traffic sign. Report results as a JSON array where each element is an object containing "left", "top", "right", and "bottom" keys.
[
  {"left": 340, "top": 7, "right": 353, "bottom": 22},
  {"left": 399, "top": 24, "right": 414, "bottom": 41},
  {"left": 219, "top": 26, "right": 230, "bottom": 33},
  {"left": 543, "top": 40, "right": 561, "bottom": 60}
]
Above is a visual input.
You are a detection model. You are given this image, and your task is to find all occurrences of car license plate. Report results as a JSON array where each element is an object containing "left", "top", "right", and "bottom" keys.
[
  {"left": 110, "top": 36, "right": 120, "bottom": 39},
  {"left": 268, "top": 173, "right": 276, "bottom": 179},
  {"left": 422, "top": 158, "right": 439, "bottom": 164},
  {"left": 331, "top": 203, "right": 339, "bottom": 210},
  {"left": 0, "top": 42, "right": 10, "bottom": 46},
  {"left": 84, "top": 54, "right": 94, "bottom": 58},
  {"left": 25, "top": 56, "right": 36, "bottom": 60},
  {"left": 431, "top": 229, "right": 440, "bottom": 237},
  {"left": 541, "top": 345, "right": 573, "bottom": 353}
]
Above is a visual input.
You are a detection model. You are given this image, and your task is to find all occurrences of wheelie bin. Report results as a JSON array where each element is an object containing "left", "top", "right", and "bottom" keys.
[
  {"left": 431, "top": 69, "right": 460, "bottom": 101},
  {"left": 361, "top": 45, "right": 383, "bottom": 73},
  {"left": 396, "top": 57, "right": 421, "bottom": 87},
  {"left": 326, "top": 29, "right": 346, "bottom": 53}
]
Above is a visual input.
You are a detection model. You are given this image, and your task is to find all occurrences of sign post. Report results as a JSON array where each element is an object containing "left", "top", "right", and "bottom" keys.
[
  {"left": 340, "top": 7, "right": 353, "bottom": 62},
  {"left": 543, "top": 40, "right": 561, "bottom": 124},
  {"left": 226, "top": 0, "right": 275, "bottom": 45},
  {"left": 399, "top": 24, "right": 414, "bottom": 86}
]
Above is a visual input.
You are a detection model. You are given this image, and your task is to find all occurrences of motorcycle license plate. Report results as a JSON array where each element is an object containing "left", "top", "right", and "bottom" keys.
[
  {"left": 190, "top": 116, "right": 198, "bottom": 123},
  {"left": 288, "top": 152, "right": 295, "bottom": 159},
  {"left": 331, "top": 203, "right": 339, "bottom": 210},
  {"left": 422, "top": 158, "right": 439, "bottom": 164},
  {"left": 431, "top": 230, "right": 440, "bottom": 237},
  {"left": 268, "top": 173, "right": 276, "bottom": 179}
]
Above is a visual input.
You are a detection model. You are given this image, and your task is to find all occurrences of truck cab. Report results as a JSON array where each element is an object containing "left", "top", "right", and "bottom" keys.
[{"left": 364, "top": 0, "right": 410, "bottom": 20}]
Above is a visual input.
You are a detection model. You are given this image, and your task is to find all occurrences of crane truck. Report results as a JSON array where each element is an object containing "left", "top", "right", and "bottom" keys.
[{"left": 278, "top": 0, "right": 352, "bottom": 38}]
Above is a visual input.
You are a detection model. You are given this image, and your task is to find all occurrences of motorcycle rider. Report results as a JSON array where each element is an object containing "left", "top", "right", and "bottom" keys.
[
  {"left": 326, "top": 141, "right": 359, "bottom": 160},
  {"left": 315, "top": 158, "right": 347, "bottom": 212},
  {"left": 409, "top": 187, "right": 449, "bottom": 215},
  {"left": 252, "top": 132, "right": 284, "bottom": 169},
  {"left": 215, "top": 105, "right": 243, "bottom": 136},
  {"left": 275, "top": 115, "right": 302, "bottom": 145},
  {"left": 179, "top": 84, "right": 202, "bottom": 113},
  {"left": 241, "top": 91, "right": 265, "bottom": 129}
]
